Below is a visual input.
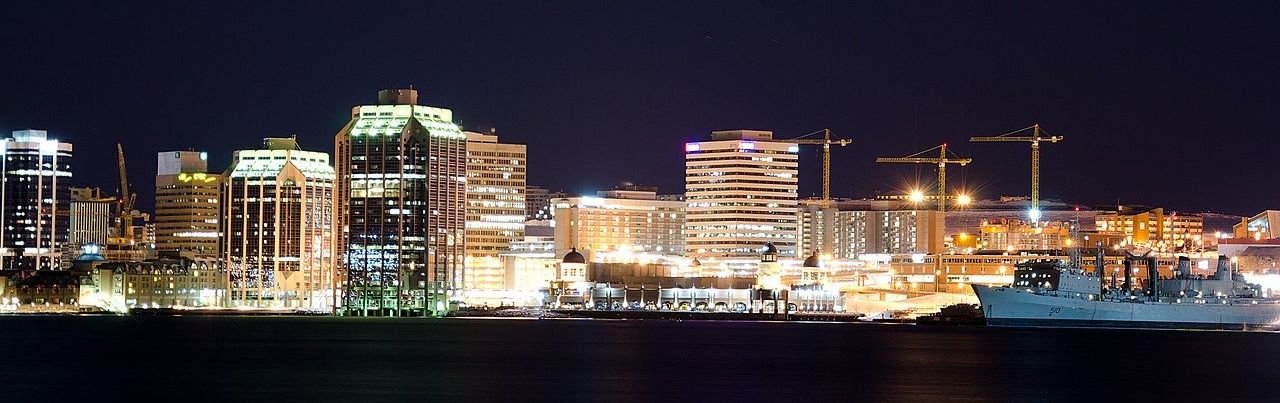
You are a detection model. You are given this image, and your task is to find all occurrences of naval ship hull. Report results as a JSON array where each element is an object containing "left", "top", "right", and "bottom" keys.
[{"left": 972, "top": 284, "right": 1280, "bottom": 331}]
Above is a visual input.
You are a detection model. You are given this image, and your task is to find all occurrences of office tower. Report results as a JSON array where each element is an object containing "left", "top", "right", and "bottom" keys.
[
  {"left": 223, "top": 137, "right": 337, "bottom": 308},
  {"left": 553, "top": 189, "right": 686, "bottom": 261},
  {"left": 464, "top": 131, "right": 526, "bottom": 256},
  {"left": 0, "top": 130, "right": 72, "bottom": 271},
  {"left": 154, "top": 151, "right": 221, "bottom": 256},
  {"left": 335, "top": 89, "right": 467, "bottom": 315},
  {"left": 463, "top": 130, "right": 526, "bottom": 292},
  {"left": 69, "top": 187, "right": 114, "bottom": 248},
  {"left": 684, "top": 130, "right": 798, "bottom": 258}
]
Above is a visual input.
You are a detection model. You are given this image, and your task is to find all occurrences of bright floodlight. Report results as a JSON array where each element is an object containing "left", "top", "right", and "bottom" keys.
[
  {"left": 1028, "top": 208, "right": 1042, "bottom": 222},
  {"left": 957, "top": 194, "right": 972, "bottom": 206},
  {"left": 908, "top": 190, "right": 925, "bottom": 203}
]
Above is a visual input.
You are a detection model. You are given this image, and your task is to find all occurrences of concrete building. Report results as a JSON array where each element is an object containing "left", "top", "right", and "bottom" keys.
[
  {"left": 223, "top": 137, "right": 337, "bottom": 308},
  {"left": 0, "top": 130, "right": 72, "bottom": 271},
  {"left": 685, "top": 130, "right": 798, "bottom": 258},
  {"left": 553, "top": 189, "right": 685, "bottom": 262},
  {"left": 335, "top": 89, "right": 467, "bottom": 315},
  {"left": 797, "top": 199, "right": 944, "bottom": 259},
  {"left": 154, "top": 151, "right": 221, "bottom": 256},
  {"left": 1096, "top": 206, "right": 1203, "bottom": 250},
  {"left": 68, "top": 187, "right": 114, "bottom": 249},
  {"left": 942, "top": 196, "right": 1094, "bottom": 237}
]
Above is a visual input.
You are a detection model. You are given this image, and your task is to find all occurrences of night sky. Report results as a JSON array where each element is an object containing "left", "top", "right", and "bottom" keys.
[{"left": 3, "top": 2, "right": 1277, "bottom": 215}]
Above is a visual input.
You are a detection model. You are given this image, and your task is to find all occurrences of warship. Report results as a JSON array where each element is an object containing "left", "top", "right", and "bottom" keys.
[{"left": 973, "top": 248, "right": 1280, "bottom": 330}]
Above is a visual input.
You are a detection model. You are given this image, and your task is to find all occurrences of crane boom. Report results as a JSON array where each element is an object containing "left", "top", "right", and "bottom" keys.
[
  {"left": 968, "top": 124, "right": 1062, "bottom": 221},
  {"left": 875, "top": 143, "right": 971, "bottom": 213},
  {"left": 774, "top": 128, "right": 851, "bottom": 206},
  {"left": 116, "top": 143, "right": 135, "bottom": 239}
]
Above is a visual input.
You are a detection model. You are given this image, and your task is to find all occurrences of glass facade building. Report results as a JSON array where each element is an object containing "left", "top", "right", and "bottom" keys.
[
  {"left": 335, "top": 89, "right": 466, "bottom": 316},
  {"left": 222, "top": 138, "right": 337, "bottom": 308},
  {"left": 0, "top": 130, "right": 72, "bottom": 271}
]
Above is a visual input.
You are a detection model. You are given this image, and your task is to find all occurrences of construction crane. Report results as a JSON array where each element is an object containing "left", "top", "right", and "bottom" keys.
[
  {"left": 969, "top": 123, "right": 1062, "bottom": 221},
  {"left": 116, "top": 143, "right": 137, "bottom": 240},
  {"left": 875, "top": 143, "right": 972, "bottom": 213},
  {"left": 776, "top": 128, "right": 851, "bottom": 206}
]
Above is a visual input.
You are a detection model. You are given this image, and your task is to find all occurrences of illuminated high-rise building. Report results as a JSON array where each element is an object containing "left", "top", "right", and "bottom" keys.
[
  {"left": 155, "top": 151, "right": 221, "bottom": 256},
  {"left": 223, "top": 137, "right": 336, "bottom": 308},
  {"left": 0, "top": 130, "right": 72, "bottom": 271},
  {"left": 553, "top": 189, "right": 685, "bottom": 262},
  {"left": 684, "top": 130, "right": 798, "bottom": 258},
  {"left": 463, "top": 130, "right": 526, "bottom": 291},
  {"left": 335, "top": 89, "right": 467, "bottom": 315}
]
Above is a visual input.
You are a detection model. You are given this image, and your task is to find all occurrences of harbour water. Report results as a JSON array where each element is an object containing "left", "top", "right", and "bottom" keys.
[{"left": 1, "top": 316, "right": 1276, "bottom": 402}]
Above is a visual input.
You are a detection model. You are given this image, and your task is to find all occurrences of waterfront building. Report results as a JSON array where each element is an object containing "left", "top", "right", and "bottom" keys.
[
  {"left": 335, "top": 89, "right": 467, "bottom": 315},
  {"left": 0, "top": 130, "right": 72, "bottom": 271},
  {"left": 68, "top": 187, "right": 114, "bottom": 250},
  {"left": 80, "top": 253, "right": 227, "bottom": 311},
  {"left": 154, "top": 151, "right": 221, "bottom": 256},
  {"left": 685, "top": 130, "right": 799, "bottom": 258},
  {"left": 553, "top": 188, "right": 685, "bottom": 262},
  {"left": 797, "top": 199, "right": 944, "bottom": 259},
  {"left": 223, "top": 137, "right": 337, "bottom": 308},
  {"left": 1095, "top": 206, "right": 1203, "bottom": 250}
]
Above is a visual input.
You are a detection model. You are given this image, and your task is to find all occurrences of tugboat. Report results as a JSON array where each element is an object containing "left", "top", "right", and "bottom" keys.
[
  {"left": 916, "top": 303, "right": 984, "bottom": 326},
  {"left": 974, "top": 249, "right": 1280, "bottom": 330}
]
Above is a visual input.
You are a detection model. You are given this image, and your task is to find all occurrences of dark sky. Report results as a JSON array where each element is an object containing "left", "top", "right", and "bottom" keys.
[{"left": 2, "top": 1, "right": 1276, "bottom": 215}]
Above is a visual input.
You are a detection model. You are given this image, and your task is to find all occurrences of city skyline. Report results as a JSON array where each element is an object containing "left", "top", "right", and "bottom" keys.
[{"left": 5, "top": 2, "right": 1280, "bottom": 215}]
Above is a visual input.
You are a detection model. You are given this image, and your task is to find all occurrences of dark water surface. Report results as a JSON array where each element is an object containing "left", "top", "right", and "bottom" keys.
[{"left": 1, "top": 316, "right": 1276, "bottom": 402}]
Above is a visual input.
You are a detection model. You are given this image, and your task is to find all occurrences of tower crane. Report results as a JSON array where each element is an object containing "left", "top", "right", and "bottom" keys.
[
  {"left": 968, "top": 123, "right": 1062, "bottom": 221},
  {"left": 775, "top": 128, "right": 851, "bottom": 207},
  {"left": 116, "top": 144, "right": 137, "bottom": 240},
  {"left": 875, "top": 143, "right": 972, "bottom": 213}
]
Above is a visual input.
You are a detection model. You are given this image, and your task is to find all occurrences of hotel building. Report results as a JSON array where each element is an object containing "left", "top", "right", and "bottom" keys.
[
  {"left": 154, "top": 151, "right": 221, "bottom": 256},
  {"left": 335, "top": 89, "right": 467, "bottom": 315},
  {"left": 685, "top": 130, "right": 798, "bottom": 258},
  {"left": 223, "top": 137, "right": 337, "bottom": 308},
  {"left": 0, "top": 130, "right": 72, "bottom": 271}
]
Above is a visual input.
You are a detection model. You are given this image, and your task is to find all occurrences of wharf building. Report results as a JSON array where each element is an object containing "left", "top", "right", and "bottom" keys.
[
  {"left": 73, "top": 245, "right": 227, "bottom": 311},
  {"left": 222, "top": 137, "right": 337, "bottom": 308},
  {"left": 335, "top": 89, "right": 467, "bottom": 315},
  {"left": 0, "top": 130, "right": 72, "bottom": 271},
  {"left": 154, "top": 151, "right": 221, "bottom": 256},
  {"left": 797, "top": 198, "right": 944, "bottom": 259},
  {"left": 553, "top": 188, "right": 686, "bottom": 262},
  {"left": 685, "top": 130, "right": 799, "bottom": 258},
  {"left": 463, "top": 130, "right": 526, "bottom": 292}
]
